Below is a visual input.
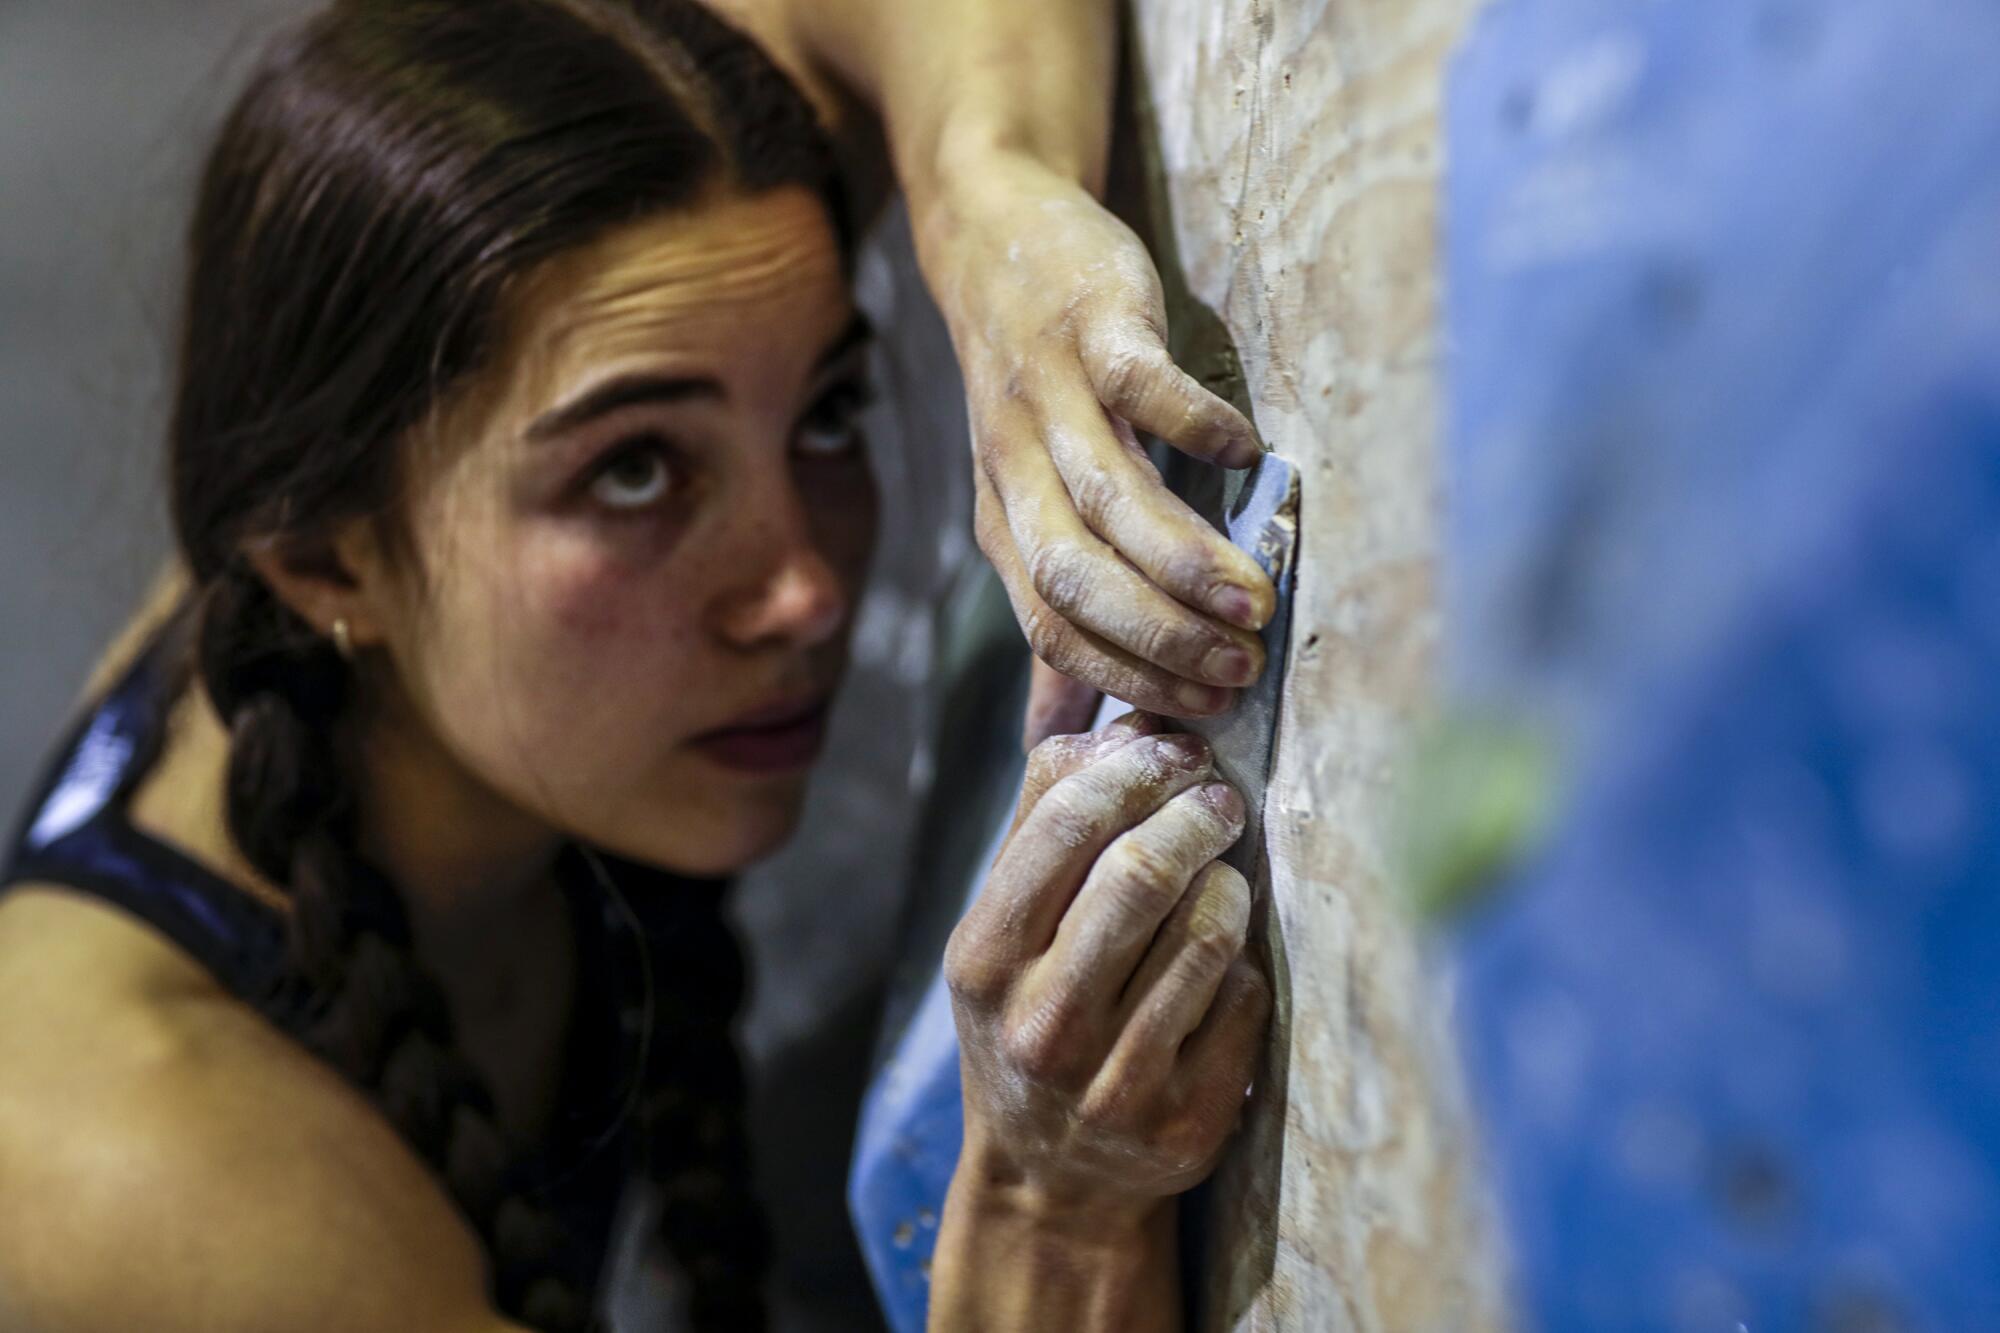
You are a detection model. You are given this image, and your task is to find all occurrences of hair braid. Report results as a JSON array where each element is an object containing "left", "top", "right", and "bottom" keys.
[
  {"left": 197, "top": 566, "right": 600, "bottom": 1332},
  {"left": 622, "top": 869, "right": 771, "bottom": 1329}
]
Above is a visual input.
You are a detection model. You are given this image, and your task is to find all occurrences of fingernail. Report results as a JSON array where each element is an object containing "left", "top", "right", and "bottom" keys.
[
  {"left": 1202, "top": 782, "right": 1246, "bottom": 822},
  {"left": 1221, "top": 436, "right": 1263, "bottom": 469},
  {"left": 1176, "top": 680, "right": 1233, "bottom": 714},
  {"left": 1157, "top": 733, "right": 1209, "bottom": 768},
  {"left": 1203, "top": 644, "right": 1258, "bottom": 687},
  {"left": 1210, "top": 586, "right": 1264, "bottom": 631}
]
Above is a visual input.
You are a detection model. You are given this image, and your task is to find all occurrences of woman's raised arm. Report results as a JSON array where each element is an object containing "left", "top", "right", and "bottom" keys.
[{"left": 731, "top": 0, "right": 1281, "bottom": 747}]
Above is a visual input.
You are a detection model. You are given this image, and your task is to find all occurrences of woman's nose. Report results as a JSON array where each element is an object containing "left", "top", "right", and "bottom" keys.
[{"left": 713, "top": 516, "right": 852, "bottom": 652}]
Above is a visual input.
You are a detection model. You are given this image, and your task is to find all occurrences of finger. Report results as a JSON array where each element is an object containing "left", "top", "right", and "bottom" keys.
[
  {"left": 963, "top": 730, "right": 1217, "bottom": 971},
  {"left": 1042, "top": 781, "right": 1247, "bottom": 1009},
  {"left": 1174, "top": 957, "right": 1272, "bottom": 1130},
  {"left": 975, "top": 468, "right": 1238, "bottom": 719},
  {"left": 1079, "top": 313, "right": 1261, "bottom": 469},
  {"left": 1023, "top": 658, "right": 1104, "bottom": 753},
  {"left": 1004, "top": 708, "right": 1160, "bottom": 847},
  {"left": 1045, "top": 389, "right": 1277, "bottom": 637},
  {"left": 978, "top": 431, "right": 1263, "bottom": 689},
  {"left": 952, "top": 715, "right": 1169, "bottom": 1011},
  {"left": 1100, "top": 861, "right": 1252, "bottom": 1089}
]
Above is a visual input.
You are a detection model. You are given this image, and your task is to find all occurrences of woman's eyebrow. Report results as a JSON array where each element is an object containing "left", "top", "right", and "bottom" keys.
[
  {"left": 527, "top": 372, "right": 722, "bottom": 440},
  {"left": 527, "top": 313, "right": 877, "bottom": 442}
]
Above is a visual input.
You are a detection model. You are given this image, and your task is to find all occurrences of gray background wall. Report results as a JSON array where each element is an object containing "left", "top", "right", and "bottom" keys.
[
  {"left": 0, "top": 5, "right": 973, "bottom": 1328},
  {"left": 1, "top": 1, "right": 299, "bottom": 810}
]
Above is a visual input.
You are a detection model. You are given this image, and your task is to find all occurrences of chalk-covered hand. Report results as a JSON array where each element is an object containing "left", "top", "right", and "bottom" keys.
[
  {"left": 943, "top": 712, "right": 1271, "bottom": 1222},
  {"left": 911, "top": 153, "right": 1278, "bottom": 747}
]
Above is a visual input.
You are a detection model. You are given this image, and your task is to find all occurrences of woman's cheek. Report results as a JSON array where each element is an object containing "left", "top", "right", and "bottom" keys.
[
  {"left": 522, "top": 523, "right": 703, "bottom": 685},
  {"left": 488, "top": 537, "right": 710, "bottom": 813}
]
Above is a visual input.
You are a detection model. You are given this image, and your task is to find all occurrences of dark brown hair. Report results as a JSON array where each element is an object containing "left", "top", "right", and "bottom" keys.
[{"left": 169, "top": 2, "right": 845, "bottom": 1328}]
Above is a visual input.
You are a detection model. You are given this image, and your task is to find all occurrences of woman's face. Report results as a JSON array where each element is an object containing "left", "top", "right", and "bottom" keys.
[{"left": 363, "top": 186, "right": 878, "bottom": 876}]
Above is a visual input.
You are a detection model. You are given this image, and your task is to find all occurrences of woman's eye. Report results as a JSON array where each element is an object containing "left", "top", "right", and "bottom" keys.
[
  {"left": 587, "top": 439, "right": 676, "bottom": 510},
  {"left": 795, "top": 380, "right": 876, "bottom": 459}
]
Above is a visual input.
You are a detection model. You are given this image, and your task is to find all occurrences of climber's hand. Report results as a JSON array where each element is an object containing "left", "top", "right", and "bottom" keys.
[
  {"left": 943, "top": 711, "right": 1270, "bottom": 1221},
  {"left": 910, "top": 153, "right": 1276, "bottom": 747}
]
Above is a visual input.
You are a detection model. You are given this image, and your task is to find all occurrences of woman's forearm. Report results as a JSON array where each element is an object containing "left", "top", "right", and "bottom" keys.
[
  {"left": 782, "top": 0, "right": 1119, "bottom": 200},
  {"left": 731, "top": 0, "right": 1275, "bottom": 732},
  {"left": 928, "top": 1141, "right": 1183, "bottom": 1333}
]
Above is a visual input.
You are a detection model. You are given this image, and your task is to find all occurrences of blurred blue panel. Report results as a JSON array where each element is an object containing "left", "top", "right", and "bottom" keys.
[
  {"left": 1442, "top": 0, "right": 2000, "bottom": 1328},
  {"left": 847, "top": 821, "right": 993, "bottom": 1332}
]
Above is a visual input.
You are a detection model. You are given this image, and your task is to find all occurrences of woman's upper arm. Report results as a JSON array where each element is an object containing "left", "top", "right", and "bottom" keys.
[
  {"left": 699, "top": 0, "right": 893, "bottom": 224},
  {"left": 699, "top": 0, "right": 843, "bottom": 125},
  {"left": 0, "top": 920, "right": 522, "bottom": 1333}
]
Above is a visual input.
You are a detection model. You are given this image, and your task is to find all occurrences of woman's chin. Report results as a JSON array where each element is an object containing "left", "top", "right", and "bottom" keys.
[{"left": 597, "top": 792, "right": 805, "bottom": 879}]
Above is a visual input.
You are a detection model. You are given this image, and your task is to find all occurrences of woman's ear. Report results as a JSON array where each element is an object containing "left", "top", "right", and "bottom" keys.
[{"left": 241, "top": 518, "right": 396, "bottom": 652}]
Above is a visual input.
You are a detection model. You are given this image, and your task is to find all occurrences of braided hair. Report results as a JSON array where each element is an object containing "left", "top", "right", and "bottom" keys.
[{"left": 167, "top": 2, "right": 846, "bottom": 1327}]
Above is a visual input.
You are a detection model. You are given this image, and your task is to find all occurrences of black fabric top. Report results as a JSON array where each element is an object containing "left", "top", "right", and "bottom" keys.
[{"left": 0, "top": 628, "right": 662, "bottom": 1306}]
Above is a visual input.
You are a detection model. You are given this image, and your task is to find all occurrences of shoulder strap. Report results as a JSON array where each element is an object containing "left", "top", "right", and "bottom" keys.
[{"left": 3, "top": 618, "right": 292, "bottom": 1009}]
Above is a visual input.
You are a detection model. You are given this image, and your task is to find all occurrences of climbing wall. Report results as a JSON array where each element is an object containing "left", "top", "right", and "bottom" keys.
[{"left": 1123, "top": 2, "right": 1502, "bottom": 1327}]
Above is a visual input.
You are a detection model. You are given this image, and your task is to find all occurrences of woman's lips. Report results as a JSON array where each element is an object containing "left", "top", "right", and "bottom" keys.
[{"left": 689, "top": 696, "right": 832, "bottom": 774}]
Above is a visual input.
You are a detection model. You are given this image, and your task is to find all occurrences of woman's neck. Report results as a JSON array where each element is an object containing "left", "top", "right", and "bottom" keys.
[{"left": 348, "top": 683, "right": 571, "bottom": 1012}]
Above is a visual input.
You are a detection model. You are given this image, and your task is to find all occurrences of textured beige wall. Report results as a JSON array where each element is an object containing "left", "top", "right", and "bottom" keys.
[{"left": 1124, "top": 3, "right": 1505, "bottom": 1328}]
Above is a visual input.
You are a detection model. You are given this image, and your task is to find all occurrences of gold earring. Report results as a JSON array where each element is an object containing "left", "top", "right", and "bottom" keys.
[{"left": 331, "top": 618, "right": 354, "bottom": 660}]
